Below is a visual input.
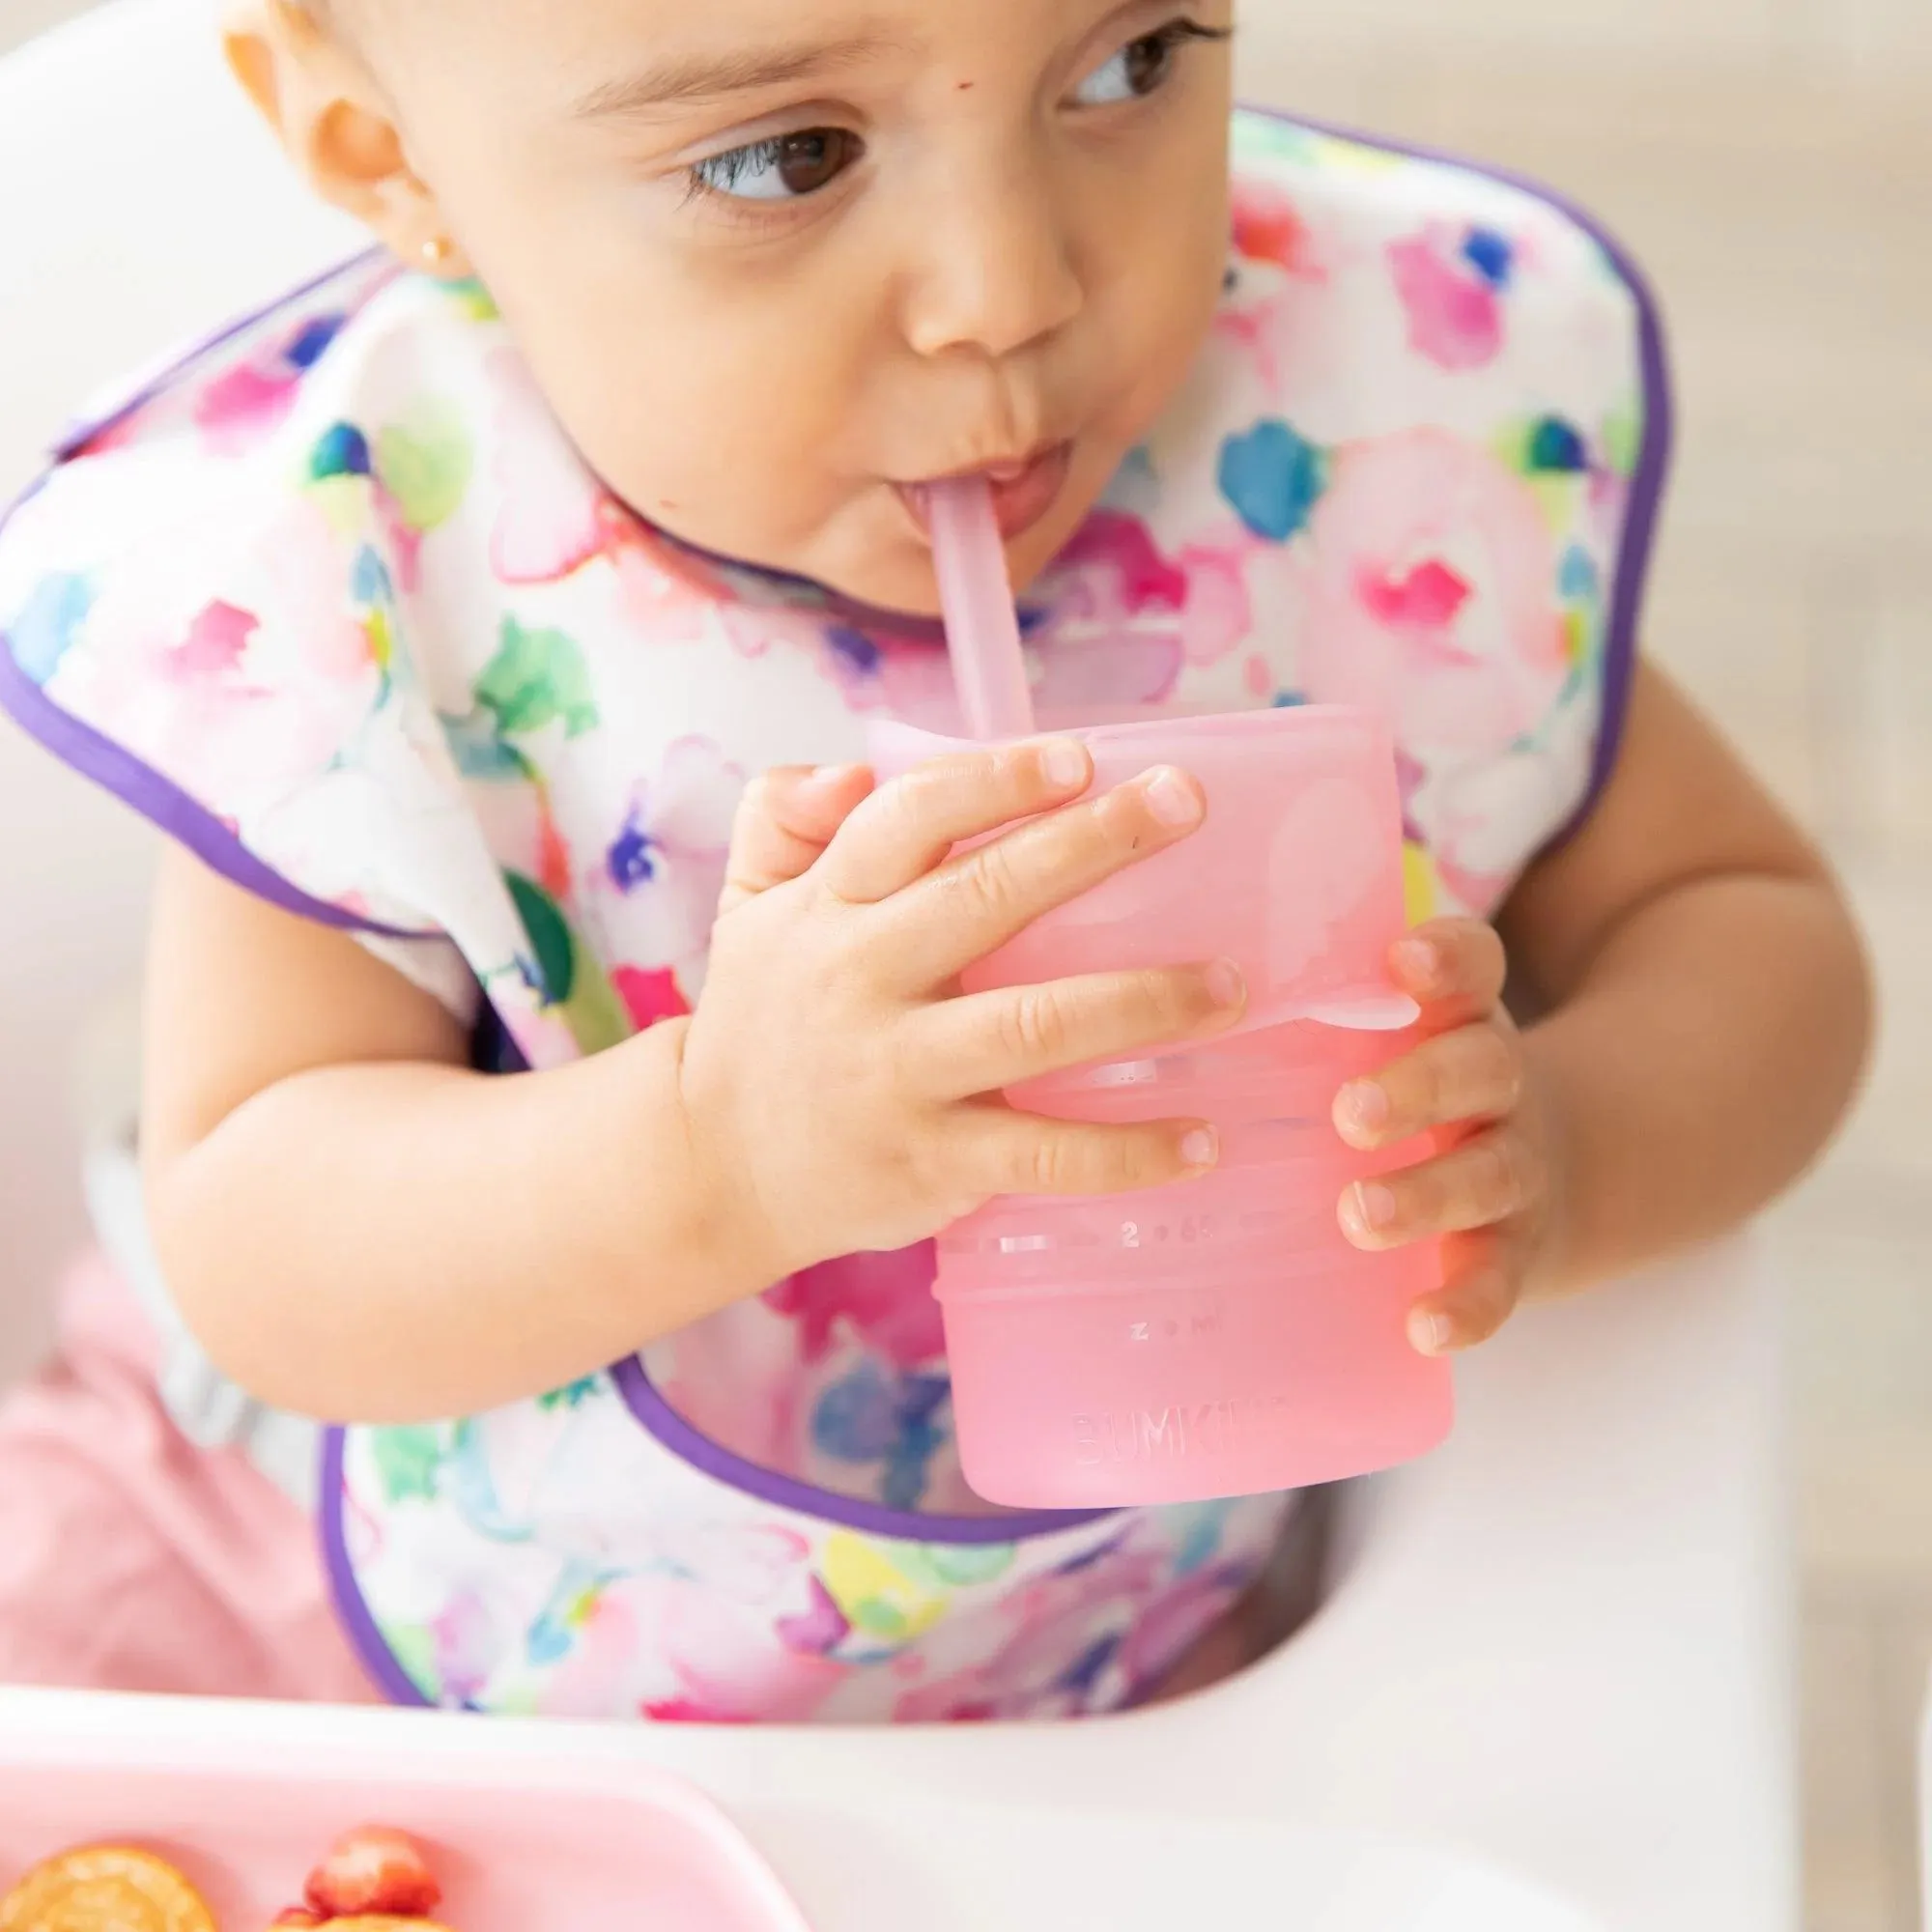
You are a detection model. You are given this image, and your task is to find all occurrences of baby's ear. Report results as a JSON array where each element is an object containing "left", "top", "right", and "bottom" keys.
[{"left": 219, "top": 0, "right": 473, "bottom": 279}]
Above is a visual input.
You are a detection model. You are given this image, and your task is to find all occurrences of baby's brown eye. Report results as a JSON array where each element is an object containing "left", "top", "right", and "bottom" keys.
[
  {"left": 691, "top": 128, "right": 865, "bottom": 203},
  {"left": 1072, "top": 18, "right": 1230, "bottom": 108},
  {"left": 776, "top": 129, "right": 861, "bottom": 195},
  {"left": 1121, "top": 32, "right": 1179, "bottom": 95}
]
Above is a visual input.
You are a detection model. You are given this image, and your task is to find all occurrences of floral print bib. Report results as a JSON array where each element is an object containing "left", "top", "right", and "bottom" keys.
[{"left": 0, "top": 111, "right": 1666, "bottom": 1720}]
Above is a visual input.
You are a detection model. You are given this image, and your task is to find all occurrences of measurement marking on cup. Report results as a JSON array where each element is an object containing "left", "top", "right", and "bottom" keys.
[
  {"left": 1072, "top": 1399, "right": 1293, "bottom": 1464},
  {"left": 1128, "top": 1314, "right": 1213, "bottom": 1345},
  {"left": 1127, "top": 1310, "right": 1220, "bottom": 1344}
]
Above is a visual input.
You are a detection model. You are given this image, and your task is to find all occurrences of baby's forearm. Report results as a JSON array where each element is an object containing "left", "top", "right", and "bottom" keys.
[
  {"left": 1527, "top": 869, "right": 1870, "bottom": 1293},
  {"left": 146, "top": 1020, "right": 755, "bottom": 1422}
]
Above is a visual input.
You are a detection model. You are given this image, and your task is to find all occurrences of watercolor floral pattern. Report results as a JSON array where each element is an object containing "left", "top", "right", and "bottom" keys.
[{"left": 0, "top": 110, "right": 1659, "bottom": 1720}]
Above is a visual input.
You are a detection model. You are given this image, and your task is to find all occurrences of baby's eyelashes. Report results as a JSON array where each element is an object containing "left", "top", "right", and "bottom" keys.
[{"left": 686, "top": 129, "right": 866, "bottom": 206}]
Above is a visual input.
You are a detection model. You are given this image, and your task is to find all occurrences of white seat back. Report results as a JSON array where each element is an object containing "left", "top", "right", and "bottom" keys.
[{"left": 0, "top": 0, "right": 358, "bottom": 1375}]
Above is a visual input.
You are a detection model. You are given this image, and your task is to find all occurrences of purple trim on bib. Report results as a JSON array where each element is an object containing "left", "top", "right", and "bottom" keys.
[
  {"left": 0, "top": 258, "right": 437, "bottom": 944},
  {"left": 318, "top": 1427, "right": 435, "bottom": 1709},
  {"left": 611, "top": 1355, "right": 1117, "bottom": 1547},
  {"left": 49, "top": 248, "right": 391, "bottom": 462},
  {"left": 321, "top": 1366, "right": 1115, "bottom": 1714},
  {"left": 644, "top": 519, "right": 956, "bottom": 649},
  {"left": 0, "top": 592, "right": 436, "bottom": 942},
  {"left": 478, "top": 1033, "right": 1115, "bottom": 1546},
  {"left": 1251, "top": 107, "right": 1675, "bottom": 839}
]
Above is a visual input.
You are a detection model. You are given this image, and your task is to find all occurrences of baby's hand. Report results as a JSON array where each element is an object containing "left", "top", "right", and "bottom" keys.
[
  {"left": 1331, "top": 919, "right": 1563, "bottom": 1357},
  {"left": 715, "top": 762, "right": 878, "bottom": 917},
  {"left": 683, "top": 742, "right": 1248, "bottom": 1288}
]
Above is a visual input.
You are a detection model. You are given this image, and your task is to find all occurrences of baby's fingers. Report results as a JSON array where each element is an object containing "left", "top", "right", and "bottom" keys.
[
  {"left": 720, "top": 764, "right": 874, "bottom": 915},
  {"left": 958, "top": 1106, "right": 1219, "bottom": 1200},
  {"left": 1333, "top": 1020, "right": 1521, "bottom": 1151},
  {"left": 1338, "top": 1125, "right": 1542, "bottom": 1250},
  {"left": 1390, "top": 918, "right": 1508, "bottom": 1024},
  {"left": 920, "top": 959, "right": 1247, "bottom": 1098},
  {"left": 882, "top": 765, "right": 1207, "bottom": 987},
  {"left": 1404, "top": 1228, "right": 1529, "bottom": 1355},
  {"left": 821, "top": 739, "right": 1094, "bottom": 904}
]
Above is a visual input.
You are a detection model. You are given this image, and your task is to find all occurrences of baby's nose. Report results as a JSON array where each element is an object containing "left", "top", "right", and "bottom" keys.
[{"left": 897, "top": 169, "right": 1085, "bottom": 362}]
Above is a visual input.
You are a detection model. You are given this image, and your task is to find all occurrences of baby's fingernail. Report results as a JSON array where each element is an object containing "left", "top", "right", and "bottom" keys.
[
  {"left": 1337, "top": 1080, "right": 1390, "bottom": 1136},
  {"left": 1042, "top": 739, "right": 1089, "bottom": 789},
  {"left": 807, "top": 763, "right": 864, "bottom": 790},
  {"left": 1145, "top": 767, "right": 1204, "bottom": 829},
  {"left": 1392, "top": 936, "right": 1440, "bottom": 984},
  {"left": 1348, "top": 1180, "right": 1399, "bottom": 1234},
  {"left": 1409, "top": 1309, "right": 1455, "bottom": 1355},
  {"left": 1179, "top": 1126, "right": 1220, "bottom": 1169},
  {"left": 1205, "top": 959, "right": 1246, "bottom": 1009}
]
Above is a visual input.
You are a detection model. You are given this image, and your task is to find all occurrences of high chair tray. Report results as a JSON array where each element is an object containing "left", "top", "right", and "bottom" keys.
[
  {"left": 0, "top": 1236, "right": 1789, "bottom": 1929},
  {"left": 0, "top": 1689, "right": 1598, "bottom": 1931},
  {"left": 0, "top": 1720, "right": 810, "bottom": 1932}
]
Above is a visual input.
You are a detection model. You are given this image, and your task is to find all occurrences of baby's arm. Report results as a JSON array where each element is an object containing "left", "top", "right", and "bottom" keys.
[
  {"left": 141, "top": 745, "right": 1244, "bottom": 1423},
  {"left": 1500, "top": 661, "right": 1870, "bottom": 1289},
  {"left": 140, "top": 845, "right": 744, "bottom": 1422}
]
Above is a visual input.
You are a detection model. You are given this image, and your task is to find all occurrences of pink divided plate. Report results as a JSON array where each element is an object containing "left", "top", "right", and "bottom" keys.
[{"left": 0, "top": 1743, "right": 810, "bottom": 1931}]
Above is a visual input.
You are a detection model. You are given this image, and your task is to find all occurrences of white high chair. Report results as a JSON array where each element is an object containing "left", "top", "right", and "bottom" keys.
[{"left": 0, "top": 4, "right": 1799, "bottom": 1926}]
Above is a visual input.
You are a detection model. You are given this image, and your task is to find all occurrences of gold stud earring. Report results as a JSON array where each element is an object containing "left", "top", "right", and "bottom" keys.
[{"left": 419, "top": 236, "right": 454, "bottom": 272}]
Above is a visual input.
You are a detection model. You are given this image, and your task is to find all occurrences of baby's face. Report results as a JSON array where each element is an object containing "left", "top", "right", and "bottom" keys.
[{"left": 360, "top": 0, "right": 1235, "bottom": 612}]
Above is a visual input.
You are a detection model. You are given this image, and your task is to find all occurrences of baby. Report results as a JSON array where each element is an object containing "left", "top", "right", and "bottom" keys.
[{"left": 0, "top": 0, "right": 1870, "bottom": 1719}]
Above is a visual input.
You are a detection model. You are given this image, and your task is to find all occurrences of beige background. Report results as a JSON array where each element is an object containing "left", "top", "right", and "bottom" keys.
[{"left": 3, "top": 1, "right": 1929, "bottom": 1925}]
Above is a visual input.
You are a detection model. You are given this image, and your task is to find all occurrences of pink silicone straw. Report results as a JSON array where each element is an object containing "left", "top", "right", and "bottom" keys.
[{"left": 928, "top": 477, "right": 1037, "bottom": 741}]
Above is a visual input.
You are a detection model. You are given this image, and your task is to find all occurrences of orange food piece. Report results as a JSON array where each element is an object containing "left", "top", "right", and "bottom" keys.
[{"left": 0, "top": 1846, "right": 215, "bottom": 1932}]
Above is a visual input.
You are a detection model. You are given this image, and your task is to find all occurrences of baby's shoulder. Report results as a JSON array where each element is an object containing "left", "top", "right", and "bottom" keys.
[
  {"left": 0, "top": 256, "right": 536, "bottom": 941},
  {"left": 0, "top": 254, "right": 499, "bottom": 677},
  {"left": 1156, "top": 112, "right": 1674, "bottom": 910}
]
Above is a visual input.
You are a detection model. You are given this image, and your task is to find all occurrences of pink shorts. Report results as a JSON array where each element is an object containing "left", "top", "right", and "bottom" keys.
[
  {"left": 0, "top": 1251, "right": 375, "bottom": 1702},
  {"left": 0, "top": 1257, "right": 1328, "bottom": 1709}
]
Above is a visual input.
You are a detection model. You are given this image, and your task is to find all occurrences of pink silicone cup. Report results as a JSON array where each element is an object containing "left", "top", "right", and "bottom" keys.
[
  {"left": 867, "top": 711, "right": 1449, "bottom": 1509},
  {"left": 868, "top": 710, "right": 1422, "bottom": 1041},
  {"left": 907, "top": 496, "right": 1449, "bottom": 1509},
  {"left": 0, "top": 1747, "right": 811, "bottom": 1931},
  {"left": 934, "top": 1019, "right": 1450, "bottom": 1508}
]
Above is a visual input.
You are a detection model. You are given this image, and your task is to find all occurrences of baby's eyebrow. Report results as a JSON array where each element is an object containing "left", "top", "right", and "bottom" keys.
[{"left": 570, "top": 32, "right": 911, "bottom": 120}]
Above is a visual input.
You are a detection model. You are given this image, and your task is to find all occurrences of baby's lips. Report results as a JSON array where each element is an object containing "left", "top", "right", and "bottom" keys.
[{"left": 895, "top": 443, "right": 1073, "bottom": 541}]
